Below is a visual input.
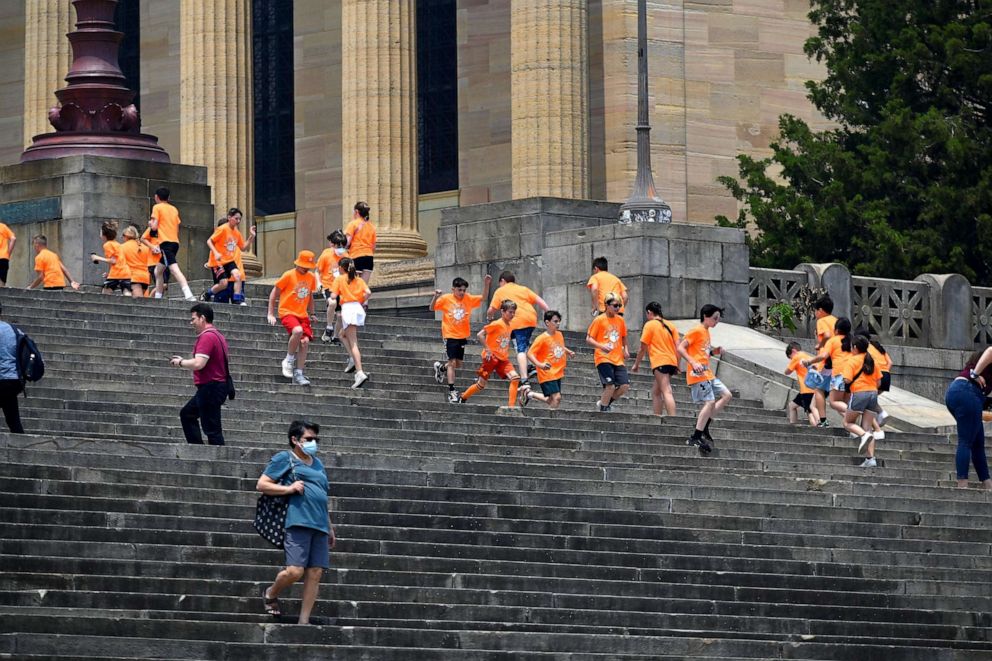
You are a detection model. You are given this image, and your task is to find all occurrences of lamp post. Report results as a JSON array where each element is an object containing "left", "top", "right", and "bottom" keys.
[{"left": 619, "top": 0, "right": 672, "bottom": 225}]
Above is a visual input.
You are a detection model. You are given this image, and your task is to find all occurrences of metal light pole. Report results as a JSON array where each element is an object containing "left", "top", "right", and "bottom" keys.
[{"left": 619, "top": 0, "right": 672, "bottom": 224}]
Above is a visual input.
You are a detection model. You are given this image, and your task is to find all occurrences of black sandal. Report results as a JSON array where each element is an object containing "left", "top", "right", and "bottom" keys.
[{"left": 262, "top": 587, "right": 281, "bottom": 617}]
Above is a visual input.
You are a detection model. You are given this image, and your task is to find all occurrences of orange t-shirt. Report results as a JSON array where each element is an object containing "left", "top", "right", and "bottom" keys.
[
  {"left": 587, "top": 314, "right": 627, "bottom": 366},
  {"left": 586, "top": 271, "right": 628, "bottom": 313},
  {"left": 120, "top": 240, "right": 150, "bottom": 284},
  {"left": 104, "top": 241, "right": 131, "bottom": 280},
  {"left": 330, "top": 273, "right": 370, "bottom": 304},
  {"left": 481, "top": 318, "right": 512, "bottom": 362},
  {"left": 34, "top": 248, "right": 65, "bottom": 288},
  {"left": 344, "top": 219, "right": 376, "bottom": 259},
  {"left": 316, "top": 248, "right": 348, "bottom": 289},
  {"left": 434, "top": 293, "right": 483, "bottom": 340},
  {"left": 875, "top": 347, "right": 892, "bottom": 373},
  {"left": 843, "top": 353, "right": 882, "bottom": 393},
  {"left": 639, "top": 318, "right": 679, "bottom": 369},
  {"left": 275, "top": 268, "right": 317, "bottom": 318},
  {"left": 489, "top": 282, "right": 540, "bottom": 330},
  {"left": 141, "top": 228, "right": 162, "bottom": 267},
  {"left": 787, "top": 351, "right": 814, "bottom": 394},
  {"left": 209, "top": 224, "right": 247, "bottom": 265},
  {"left": 529, "top": 330, "right": 568, "bottom": 383},
  {"left": 821, "top": 335, "right": 851, "bottom": 375},
  {"left": 0, "top": 223, "right": 15, "bottom": 260},
  {"left": 682, "top": 324, "right": 714, "bottom": 385},
  {"left": 150, "top": 202, "right": 181, "bottom": 243},
  {"left": 816, "top": 314, "right": 837, "bottom": 346}
]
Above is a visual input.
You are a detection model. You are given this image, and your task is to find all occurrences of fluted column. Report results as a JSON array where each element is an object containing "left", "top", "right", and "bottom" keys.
[
  {"left": 180, "top": 0, "right": 253, "bottom": 217},
  {"left": 511, "top": 0, "right": 589, "bottom": 199},
  {"left": 341, "top": 0, "right": 427, "bottom": 261},
  {"left": 23, "top": 0, "right": 74, "bottom": 147}
]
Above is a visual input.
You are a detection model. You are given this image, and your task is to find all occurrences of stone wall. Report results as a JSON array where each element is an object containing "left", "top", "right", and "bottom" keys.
[{"left": 0, "top": 2, "right": 25, "bottom": 166}]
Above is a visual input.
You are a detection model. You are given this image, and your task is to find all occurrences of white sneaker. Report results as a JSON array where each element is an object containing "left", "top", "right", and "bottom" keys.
[
  {"left": 860, "top": 457, "right": 877, "bottom": 468},
  {"left": 281, "top": 356, "right": 295, "bottom": 378},
  {"left": 517, "top": 383, "right": 531, "bottom": 407},
  {"left": 344, "top": 357, "right": 356, "bottom": 374},
  {"left": 874, "top": 430, "right": 885, "bottom": 441},
  {"left": 352, "top": 371, "right": 369, "bottom": 389},
  {"left": 877, "top": 410, "right": 889, "bottom": 427},
  {"left": 293, "top": 370, "right": 311, "bottom": 386},
  {"left": 858, "top": 433, "right": 874, "bottom": 454},
  {"left": 433, "top": 361, "right": 446, "bottom": 385},
  {"left": 447, "top": 390, "right": 460, "bottom": 404}
]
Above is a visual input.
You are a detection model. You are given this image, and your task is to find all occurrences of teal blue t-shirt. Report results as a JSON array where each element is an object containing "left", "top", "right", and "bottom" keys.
[{"left": 263, "top": 450, "right": 329, "bottom": 533}]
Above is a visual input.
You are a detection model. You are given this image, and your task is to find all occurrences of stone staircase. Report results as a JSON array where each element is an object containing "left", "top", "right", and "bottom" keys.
[{"left": 0, "top": 289, "right": 989, "bottom": 660}]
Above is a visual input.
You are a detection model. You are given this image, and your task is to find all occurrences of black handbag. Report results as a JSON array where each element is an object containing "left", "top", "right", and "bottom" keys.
[{"left": 253, "top": 454, "right": 298, "bottom": 548}]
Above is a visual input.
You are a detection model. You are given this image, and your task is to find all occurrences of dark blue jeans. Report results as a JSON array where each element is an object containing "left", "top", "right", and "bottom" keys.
[
  {"left": 945, "top": 378, "right": 990, "bottom": 481},
  {"left": 180, "top": 381, "right": 227, "bottom": 446}
]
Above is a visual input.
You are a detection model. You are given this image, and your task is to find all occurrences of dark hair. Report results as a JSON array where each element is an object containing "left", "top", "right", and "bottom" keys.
[
  {"left": 592, "top": 256, "right": 608, "bottom": 272},
  {"left": 645, "top": 301, "right": 664, "bottom": 317},
  {"left": 287, "top": 419, "right": 320, "bottom": 445},
  {"left": 854, "top": 326, "right": 888, "bottom": 356},
  {"left": 100, "top": 220, "right": 119, "bottom": 241},
  {"left": 966, "top": 350, "right": 983, "bottom": 370},
  {"left": 33, "top": 235, "right": 47, "bottom": 246},
  {"left": 498, "top": 270, "right": 516, "bottom": 284},
  {"left": 835, "top": 317, "right": 852, "bottom": 351},
  {"left": 500, "top": 300, "right": 518, "bottom": 312},
  {"left": 354, "top": 201, "right": 370, "bottom": 219},
  {"left": 216, "top": 217, "right": 228, "bottom": 227},
  {"left": 815, "top": 296, "right": 834, "bottom": 314},
  {"left": 327, "top": 230, "right": 347, "bottom": 246},
  {"left": 852, "top": 335, "right": 875, "bottom": 375},
  {"left": 338, "top": 257, "right": 357, "bottom": 282},
  {"left": 700, "top": 304, "right": 723, "bottom": 321},
  {"left": 154, "top": 187, "right": 170, "bottom": 201},
  {"left": 452, "top": 277, "right": 469, "bottom": 288},
  {"left": 190, "top": 302, "right": 214, "bottom": 323},
  {"left": 785, "top": 341, "right": 802, "bottom": 357},
  {"left": 544, "top": 309, "right": 561, "bottom": 322},
  {"left": 227, "top": 207, "right": 242, "bottom": 218}
]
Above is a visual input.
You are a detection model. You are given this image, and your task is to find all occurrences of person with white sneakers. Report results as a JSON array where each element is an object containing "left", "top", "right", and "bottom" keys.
[{"left": 267, "top": 251, "right": 318, "bottom": 386}]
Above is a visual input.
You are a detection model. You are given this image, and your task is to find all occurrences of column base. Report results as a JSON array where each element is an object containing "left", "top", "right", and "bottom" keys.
[{"left": 374, "top": 229, "right": 428, "bottom": 262}]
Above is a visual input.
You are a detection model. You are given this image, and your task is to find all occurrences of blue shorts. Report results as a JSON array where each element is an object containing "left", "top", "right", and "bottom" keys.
[
  {"left": 510, "top": 328, "right": 535, "bottom": 353},
  {"left": 540, "top": 379, "right": 562, "bottom": 397},
  {"left": 597, "top": 363, "right": 629, "bottom": 388},
  {"left": 284, "top": 526, "right": 330, "bottom": 569}
]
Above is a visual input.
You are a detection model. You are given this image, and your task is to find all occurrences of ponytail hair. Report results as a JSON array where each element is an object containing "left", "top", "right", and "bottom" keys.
[
  {"left": 853, "top": 336, "right": 875, "bottom": 375},
  {"left": 835, "top": 317, "right": 852, "bottom": 351},
  {"left": 338, "top": 257, "right": 357, "bottom": 282}
]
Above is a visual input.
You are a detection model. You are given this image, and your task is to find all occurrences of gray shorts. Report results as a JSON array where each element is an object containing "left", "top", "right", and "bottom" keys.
[
  {"left": 690, "top": 378, "right": 730, "bottom": 404},
  {"left": 284, "top": 526, "right": 330, "bottom": 569},
  {"left": 848, "top": 391, "right": 879, "bottom": 413}
]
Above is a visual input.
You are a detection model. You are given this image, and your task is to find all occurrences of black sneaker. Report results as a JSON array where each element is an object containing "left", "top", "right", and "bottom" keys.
[
  {"left": 817, "top": 420, "right": 830, "bottom": 428},
  {"left": 598, "top": 404, "right": 612, "bottom": 413},
  {"left": 200, "top": 291, "right": 213, "bottom": 302},
  {"left": 702, "top": 431, "right": 715, "bottom": 447},
  {"left": 687, "top": 436, "right": 712, "bottom": 455}
]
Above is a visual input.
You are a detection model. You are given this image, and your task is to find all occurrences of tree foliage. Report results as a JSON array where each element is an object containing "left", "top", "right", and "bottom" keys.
[{"left": 717, "top": 1, "right": 992, "bottom": 284}]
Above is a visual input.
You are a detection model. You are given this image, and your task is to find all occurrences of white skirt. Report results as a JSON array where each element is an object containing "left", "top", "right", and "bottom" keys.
[{"left": 341, "top": 301, "right": 366, "bottom": 329}]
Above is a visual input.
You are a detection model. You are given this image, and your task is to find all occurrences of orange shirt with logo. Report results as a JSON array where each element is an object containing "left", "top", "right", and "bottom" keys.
[
  {"left": 434, "top": 293, "right": 483, "bottom": 340},
  {"left": 209, "top": 224, "right": 247, "bottom": 265},
  {"left": 682, "top": 324, "right": 714, "bottom": 385},
  {"left": 275, "top": 268, "right": 317, "bottom": 318},
  {"left": 316, "top": 248, "right": 348, "bottom": 289},
  {"left": 529, "top": 330, "right": 568, "bottom": 383},
  {"left": 482, "top": 318, "right": 512, "bottom": 362},
  {"left": 150, "top": 202, "right": 181, "bottom": 243},
  {"left": 104, "top": 241, "right": 131, "bottom": 280},
  {"left": 344, "top": 219, "right": 376, "bottom": 258},
  {"left": 787, "top": 351, "right": 814, "bottom": 394},
  {"left": 330, "top": 273, "right": 370, "bottom": 304},
  {"left": 843, "top": 353, "right": 882, "bottom": 393},
  {"left": 587, "top": 271, "right": 628, "bottom": 313},
  {"left": 821, "top": 335, "right": 851, "bottom": 375},
  {"left": 120, "top": 240, "right": 150, "bottom": 284},
  {"left": 0, "top": 223, "right": 15, "bottom": 260},
  {"left": 587, "top": 314, "right": 627, "bottom": 366},
  {"left": 34, "top": 248, "right": 65, "bottom": 288},
  {"left": 639, "top": 318, "right": 679, "bottom": 369},
  {"left": 489, "top": 282, "right": 540, "bottom": 330}
]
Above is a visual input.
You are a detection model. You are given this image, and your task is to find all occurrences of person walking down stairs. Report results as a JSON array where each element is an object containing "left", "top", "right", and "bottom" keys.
[{"left": 267, "top": 251, "right": 319, "bottom": 387}]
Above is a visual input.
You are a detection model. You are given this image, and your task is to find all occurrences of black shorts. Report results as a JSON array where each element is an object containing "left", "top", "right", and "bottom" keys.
[
  {"left": 102, "top": 278, "right": 131, "bottom": 292},
  {"left": 0, "top": 258, "right": 9, "bottom": 283},
  {"left": 540, "top": 379, "right": 562, "bottom": 397},
  {"left": 792, "top": 392, "right": 814, "bottom": 413},
  {"left": 597, "top": 363, "right": 630, "bottom": 388},
  {"left": 320, "top": 289, "right": 343, "bottom": 312},
  {"left": 654, "top": 365, "right": 678, "bottom": 376},
  {"left": 353, "top": 255, "right": 374, "bottom": 272},
  {"left": 879, "top": 372, "right": 891, "bottom": 393},
  {"left": 210, "top": 266, "right": 227, "bottom": 284},
  {"left": 445, "top": 338, "right": 468, "bottom": 361},
  {"left": 159, "top": 241, "right": 180, "bottom": 266},
  {"left": 43, "top": 286, "right": 64, "bottom": 291},
  {"left": 220, "top": 261, "right": 238, "bottom": 278}
]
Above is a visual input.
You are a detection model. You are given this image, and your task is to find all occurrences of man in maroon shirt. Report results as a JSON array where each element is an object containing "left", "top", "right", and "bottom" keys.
[{"left": 171, "top": 303, "right": 231, "bottom": 445}]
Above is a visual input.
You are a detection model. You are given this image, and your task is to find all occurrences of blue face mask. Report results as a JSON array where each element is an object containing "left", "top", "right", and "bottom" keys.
[{"left": 301, "top": 440, "right": 318, "bottom": 456}]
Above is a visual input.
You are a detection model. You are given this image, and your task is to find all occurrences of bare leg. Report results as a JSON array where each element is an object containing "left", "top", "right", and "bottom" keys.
[
  {"left": 342, "top": 325, "right": 363, "bottom": 373},
  {"left": 153, "top": 263, "right": 166, "bottom": 296},
  {"left": 599, "top": 384, "right": 616, "bottom": 407},
  {"left": 610, "top": 383, "right": 630, "bottom": 403},
  {"left": 516, "top": 352, "right": 529, "bottom": 383},
  {"left": 168, "top": 262, "right": 191, "bottom": 291},
  {"left": 297, "top": 567, "right": 323, "bottom": 624},
  {"left": 813, "top": 390, "right": 827, "bottom": 419},
  {"left": 446, "top": 359, "right": 462, "bottom": 385},
  {"left": 265, "top": 565, "right": 304, "bottom": 602},
  {"left": 296, "top": 336, "right": 310, "bottom": 371},
  {"left": 651, "top": 376, "right": 663, "bottom": 416},
  {"left": 828, "top": 391, "right": 848, "bottom": 416},
  {"left": 659, "top": 373, "right": 676, "bottom": 416},
  {"left": 232, "top": 269, "right": 243, "bottom": 295},
  {"left": 788, "top": 403, "right": 799, "bottom": 424}
]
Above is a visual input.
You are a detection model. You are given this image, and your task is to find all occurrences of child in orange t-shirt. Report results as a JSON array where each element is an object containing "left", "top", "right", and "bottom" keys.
[
  {"left": 89, "top": 221, "right": 133, "bottom": 296},
  {"left": 585, "top": 293, "right": 630, "bottom": 413},
  {"left": 459, "top": 301, "right": 521, "bottom": 407},
  {"left": 267, "top": 250, "right": 318, "bottom": 386},
  {"left": 843, "top": 335, "right": 883, "bottom": 467},
  {"left": 328, "top": 257, "right": 372, "bottom": 389},
  {"left": 0, "top": 221, "right": 16, "bottom": 286},
  {"left": 631, "top": 301, "right": 680, "bottom": 417},
  {"left": 523, "top": 310, "right": 575, "bottom": 409},
  {"left": 205, "top": 208, "right": 255, "bottom": 305},
  {"left": 586, "top": 256, "right": 628, "bottom": 316},
  {"left": 430, "top": 274, "right": 493, "bottom": 403},
  {"left": 784, "top": 342, "right": 821, "bottom": 427},
  {"left": 145, "top": 187, "right": 196, "bottom": 301},
  {"left": 811, "top": 296, "right": 837, "bottom": 425},
  {"left": 27, "top": 235, "right": 79, "bottom": 291},
  {"left": 344, "top": 201, "right": 377, "bottom": 284},
  {"left": 316, "top": 230, "right": 349, "bottom": 344},
  {"left": 120, "top": 224, "right": 151, "bottom": 297},
  {"left": 677, "top": 304, "right": 732, "bottom": 455}
]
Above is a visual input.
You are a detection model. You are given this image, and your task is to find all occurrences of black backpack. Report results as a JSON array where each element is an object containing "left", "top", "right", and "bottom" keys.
[{"left": 10, "top": 324, "right": 44, "bottom": 383}]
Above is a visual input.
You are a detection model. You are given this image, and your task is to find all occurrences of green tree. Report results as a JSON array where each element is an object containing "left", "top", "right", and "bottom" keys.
[{"left": 718, "top": 0, "right": 992, "bottom": 284}]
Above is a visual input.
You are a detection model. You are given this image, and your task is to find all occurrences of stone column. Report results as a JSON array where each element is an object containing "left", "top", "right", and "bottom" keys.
[
  {"left": 341, "top": 0, "right": 427, "bottom": 261},
  {"left": 180, "top": 0, "right": 254, "bottom": 217},
  {"left": 510, "top": 0, "right": 589, "bottom": 199},
  {"left": 23, "top": 0, "right": 74, "bottom": 148}
]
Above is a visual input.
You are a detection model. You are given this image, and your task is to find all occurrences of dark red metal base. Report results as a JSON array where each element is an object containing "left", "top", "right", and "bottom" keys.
[{"left": 21, "top": 132, "right": 170, "bottom": 163}]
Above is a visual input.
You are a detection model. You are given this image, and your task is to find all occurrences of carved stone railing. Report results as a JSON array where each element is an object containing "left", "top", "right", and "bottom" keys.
[
  {"left": 749, "top": 267, "right": 813, "bottom": 338},
  {"left": 972, "top": 286, "right": 992, "bottom": 346},
  {"left": 852, "top": 276, "right": 929, "bottom": 347}
]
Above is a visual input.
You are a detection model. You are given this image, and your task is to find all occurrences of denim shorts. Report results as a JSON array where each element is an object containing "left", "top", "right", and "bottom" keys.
[
  {"left": 690, "top": 378, "right": 730, "bottom": 404},
  {"left": 284, "top": 526, "right": 330, "bottom": 569},
  {"left": 510, "top": 328, "right": 535, "bottom": 353}
]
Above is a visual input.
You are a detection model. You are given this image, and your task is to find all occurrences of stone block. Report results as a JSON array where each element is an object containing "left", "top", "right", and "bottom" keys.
[
  {"left": 455, "top": 215, "right": 522, "bottom": 242},
  {"left": 669, "top": 239, "right": 723, "bottom": 281},
  {"left": 435, "top": 240, "right": 455, "bottom": 268},
  {"left": 546, "top": 224, "right": 615, "bottom": 249},
  {"left": 916, "top": 273, "right": 972, "bottom": 351},
  {"left": 0, "top": 177, "right": 64, "bottom": 202},
  {"left": 519, "top": 231, "right": 542, "bottom": 257},
  {"left": 62, "top": 174, "right": 147, "bottom": 198},
  {"left": 456, "top": 236, "right": 519, "bottom": 264},
  {"left": 437, "top": 225, "right": 456, "bottom": 246},
  {"left": 543, "top": 285, "right": 568, "bottom": 322},
  {"left": 544, "top": 243, "right": 594, "bottom": 286},
  {"left": 722, "top": 242, "right": 750, "bottom": 283},
  {"left": 796, "top": 262, "right": 851, "bottom": 318},
  {"left": 643, "top": 276, "right": 698, "bottom": 322},
  {"left": 696, "top": 280, "right": 749, "bottom": 326}
]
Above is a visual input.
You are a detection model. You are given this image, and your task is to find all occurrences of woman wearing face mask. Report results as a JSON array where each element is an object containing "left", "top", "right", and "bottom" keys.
[{"left": 257, "top": 420, "right": 336, "bottom": 624}]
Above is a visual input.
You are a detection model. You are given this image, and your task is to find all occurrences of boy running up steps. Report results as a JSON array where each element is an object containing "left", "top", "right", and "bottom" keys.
[
  {"left": 522, "top": 310, "right": 575, "bottom": 410},
  {"left": 430, "top": 274, "right": 492, "bottom": 403},
  {"left": 459, "top": 300, "right": 522, "bottom": 408},
  {"left": 677, "top": 304, "right": 732, "bottom": 455}
]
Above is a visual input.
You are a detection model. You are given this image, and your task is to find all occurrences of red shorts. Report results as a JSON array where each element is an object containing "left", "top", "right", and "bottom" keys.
[
  {"left": 281, "top": 315, "right": 313, "bottom": 340},
  {"left": 477, "top": 355, "right": 516, "bottom": 380}
]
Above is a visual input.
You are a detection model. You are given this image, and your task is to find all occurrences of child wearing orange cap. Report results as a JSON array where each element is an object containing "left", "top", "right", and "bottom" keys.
[{"left": 267, "top": 250, "right": 318, "bottom": 386}]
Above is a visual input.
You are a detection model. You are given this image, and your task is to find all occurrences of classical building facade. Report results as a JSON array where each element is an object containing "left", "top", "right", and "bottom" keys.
[{"left": 0, "top": 0, "right": 829, "bottom": 276}]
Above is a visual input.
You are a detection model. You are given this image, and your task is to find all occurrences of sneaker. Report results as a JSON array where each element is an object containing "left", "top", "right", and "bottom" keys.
[
  {"left": 239, "top": 300, "right": 249, "bottom": 307},
  {"left": 352, "top": 371, "right": 369, "bottom": 389},
  {"left": 447, "top": 390, "right": 460, "bottom": 404},
  {"left": 702, "top": 430, "right": 715, "bottom": 446},
  {"left": 858, "top": 433, "right": 874, "bottom": 454},
  {"left": 598, "top": 404, "right": 612, "bottom": 413},
  {"left": 433, "top": 361, "right": 446, "bottom": 385},
  {"left": 817, "top": 420, "right": 830, "bottom": 428},
  {"left": 877, "top": 410, "right": 889, "bottom": 427},
  {"left": 344, "top": 357, "right": 356, "bottom": 374},
  {"left": 321, "top": 329, "right": 333, "bottom": 343},
  {"left": 292, "top": 370, "right": 311, "bottom": 386},
  {"left": 860, "top": 457, "right": 877, "bottom": 468},
  {"left": 874, "top": 430, "right": 885, "bottom": 441},
  {"left": 330, "top": 337, "right": 342, "bottom": 346},
  {"left": 687, "top": 436, "right": 712, "bottom": 455},
  {"left": 281, "top": 356, "right": 295, "bottom": 378},
  {"left": 200, "top": 291, "right": 214, "bottom": 302},
  {"left": 518, "top": 384, "right": 531, "bottom": 407},
  {"left": 184, "top": 293, "right": 197, "bottom": 302},
  {"left": 233, "top": 294, "right": 247, "bottom": 306}
]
